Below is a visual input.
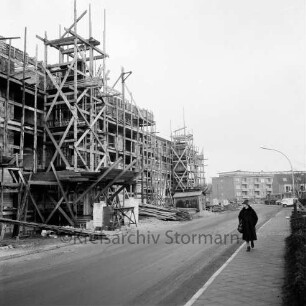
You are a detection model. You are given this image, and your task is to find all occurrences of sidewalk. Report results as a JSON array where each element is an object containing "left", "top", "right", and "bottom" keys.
[{"left": 187, "top": 208, "right": 290, "bottom": 306}]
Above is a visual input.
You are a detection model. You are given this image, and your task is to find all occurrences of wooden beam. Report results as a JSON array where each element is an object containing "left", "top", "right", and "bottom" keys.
[
  {"left": 94, "top": 159, "right": 138, "bottom": 202},
  {"left": 76, "top": 44, "right": 92, "bottom": 78},
  {"left": 46, "top": 116, "right": 74, "bottom": 172},
  {"left": 3, "top": 39, "right": 12, "bottom": 156},
  {"left": 28, "top": 191, "right": 45, "bottom": 223},
  {"left": 48, "top": 195, "right": 74, "bottom": 226},
  {"left": 76, "top": 88, "right": 89, "bottom": 104},
  {"left": 75, "top": 106, "right": 106, "bottom": 152},
  {"left": 61, "top": 10, "right": 87, "bottom": 39},
  {"left": 34, "top": 45, "right": 38, "bottom": 173},
  {"left": 19, "top": 27, "right": 27, "bottom": 165},
  {"left": 15, "top": 172, "right": 30, "bottom": 237},
  {"left": 45, "top": 126, "right": 71, "bottom": 169},
  {"left": 75, "top": 104, "right": 106, "bottom": 151},
  {"left": 74, "top": 148, "right": 90, "bottom": 170},
  {"left": 42, "top": 31, "right": 48, "bottom": 169},
  {"left": 109, "top": 185, "right": 126, "bottom": 202},
  {"left": 43, "top": 57, "right": 77, "bottom": 122},
  {"left": 73, "top": 157, "right": 122, "bottom": 206},
  {"left": 50, "top": 162, "right": 76, "bottom": 223},
  {"left": 45, "top": 195, "right": 63, "bottom": 224},
  {"left": 64, "top": 28, "right": 108, "bottom": 57},
  {"left": 95, "top": 155, "right": 106, "bottom": 172},
  {"left": 36, "top": 34, "right": 65, "bottom": 54}
]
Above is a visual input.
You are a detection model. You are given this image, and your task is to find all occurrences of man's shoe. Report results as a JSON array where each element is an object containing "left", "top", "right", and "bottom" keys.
[
  {"left": 251, "top": 241, "right": 254, "bottom": 248},
  {"left": 246, "top": 246, "right": 251, "bottom": 252}
]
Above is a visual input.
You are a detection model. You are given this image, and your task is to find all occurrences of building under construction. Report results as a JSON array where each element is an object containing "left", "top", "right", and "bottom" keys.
[{"left": 0, "top": 3, "right": 205, "bottom": 235}]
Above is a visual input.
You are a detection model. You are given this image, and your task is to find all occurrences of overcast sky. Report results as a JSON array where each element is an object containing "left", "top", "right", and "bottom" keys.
[{"left": 1, "top": 0, "right": 305, "bottom": 181}]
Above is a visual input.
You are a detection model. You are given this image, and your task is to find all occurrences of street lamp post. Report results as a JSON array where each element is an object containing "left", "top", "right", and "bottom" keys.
[{"left": 260, "top": 146, "right": 296, "bottom": 197}]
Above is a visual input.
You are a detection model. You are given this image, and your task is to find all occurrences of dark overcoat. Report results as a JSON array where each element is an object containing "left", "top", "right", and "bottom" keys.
[{"left": 238, "top": 206, "right": 258, "bottom": 241}]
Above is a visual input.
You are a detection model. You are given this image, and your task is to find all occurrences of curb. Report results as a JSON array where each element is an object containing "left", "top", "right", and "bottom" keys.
[
  {"left": 0, "top": 241, "right": 76, "bottom": 261},
  {"left": 0, "top": 232, "right": 117, "bottom": 261}
]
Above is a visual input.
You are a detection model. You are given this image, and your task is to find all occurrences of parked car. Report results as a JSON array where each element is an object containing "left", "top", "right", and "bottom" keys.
[
  {"left": 280, "top": 198, "right": 298, "bottom": 208},
  {"left": 210, "top": 205, "right": 224, "bottom": 212},
  {"left": 264, "top": 199, "right": 276, "bottom": 205}
]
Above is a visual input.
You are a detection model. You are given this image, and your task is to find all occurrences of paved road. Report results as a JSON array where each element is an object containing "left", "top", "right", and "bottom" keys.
[{"left": 0, "top": 205, "right": 281, "bottom": 306}]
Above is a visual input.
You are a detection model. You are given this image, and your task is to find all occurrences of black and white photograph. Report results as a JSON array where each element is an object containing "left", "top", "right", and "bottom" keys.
[{"left": 0, "top": 0, "right": 305, "bottom": 305}]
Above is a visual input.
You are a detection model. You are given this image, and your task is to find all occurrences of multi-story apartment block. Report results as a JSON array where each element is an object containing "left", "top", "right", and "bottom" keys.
[
  {"left": 212, "top": 171, "right": 273, "bottom": 202},
  {"left": 212, "top": 170, "right": 306, "bottom": 203}
]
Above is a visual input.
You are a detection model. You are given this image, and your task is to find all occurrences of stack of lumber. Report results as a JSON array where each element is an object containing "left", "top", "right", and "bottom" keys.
[
  {"left": 139, "top": 204, "right": 192, "bottom": 221},
  {"left": 0, "top": 217, "right": 109, "bottom": 239}
]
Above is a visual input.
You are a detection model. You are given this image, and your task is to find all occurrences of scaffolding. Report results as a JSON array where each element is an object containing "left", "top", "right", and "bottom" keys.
[
  {"left": 0, "top": 2, "right": 205, "bottom": 236},
  {"left": 171, "top": 127, "right": 205, "bottom": 192},
  {"left": 0, "top": 2, "right": 174, "bottom": 237},
  {"left": 148, "top": 133, "right": 172, "bottom": 205}
]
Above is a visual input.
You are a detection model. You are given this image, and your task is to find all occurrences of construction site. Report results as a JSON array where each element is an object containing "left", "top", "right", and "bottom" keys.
[{"left": 0, "top": 2, "right": 206, "bottom": 238}]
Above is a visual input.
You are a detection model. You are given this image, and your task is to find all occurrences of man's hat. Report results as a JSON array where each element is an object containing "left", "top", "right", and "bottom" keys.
[{"left": 242, "top": 199, "right": 249, "bottom": 205}]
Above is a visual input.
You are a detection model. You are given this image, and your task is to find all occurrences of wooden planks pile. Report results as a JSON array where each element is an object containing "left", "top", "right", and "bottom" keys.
[
  {"left": 0, "top": 217, "right": 109, "bottom": 239},
  {"left": 139, "top": 204, "right": 192, "bottom": 221}
]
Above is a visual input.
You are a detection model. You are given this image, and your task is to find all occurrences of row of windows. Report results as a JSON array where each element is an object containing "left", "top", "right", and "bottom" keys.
[
  {"left": 236, "top": 191, "right": 267, "bottom": 196},
  {"left": 284, "top": 184, "right": 305, "bottom": 192},
  {"left": 235, "top": 184, "right": 272, "bottom": 189},
  {"left": 234, "top": 177, "right": 272, "bottom": 183}
]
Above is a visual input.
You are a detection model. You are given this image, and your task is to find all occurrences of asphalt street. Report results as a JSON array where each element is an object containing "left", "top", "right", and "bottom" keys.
[{"left": 0, "top": 204, "right": 281, "bottom": 306}]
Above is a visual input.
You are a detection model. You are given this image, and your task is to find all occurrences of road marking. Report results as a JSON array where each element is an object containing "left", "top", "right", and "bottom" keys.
[
  {"left": 258, "top": 218, "right": 271, "bottom": 232},
  {"left": 184, "top": 215, "right": 274, "bottom": 306}
]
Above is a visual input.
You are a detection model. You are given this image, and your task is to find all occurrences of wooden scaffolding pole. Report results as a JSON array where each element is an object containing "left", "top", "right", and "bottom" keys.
[
  {"left": 93, "top": 158, "right": 137, "bottom": 203},
  {"left": 73, "top": 157, "right": 122, "bottom": 206},
  {"left": 19, "top": 27, "right": 27, "bottom": 164},
  {"left": 73, "top": 0, "right": 78, "bottom": 171},
  {"left": 122, "top": 67, "right": 126, "bottom": 170},
  {"left": 42, "top": 31, "right": 48, "bottom": 169},
  {"left": 0, "top": 167, "right": 4, "bottom": 239},
  {"left": 89, "top": 3, "right": 95, "bottom": 170},
  {"left": 33, "top": 45, "right": 38, "bottom": 172},
  {"left": 103, "top": 9, "right": 108, "bottom": 167},
  {"left": 50, "top": 162, "right": 76, "bottom": 224},
  {"left": 3, "top": 39, "right": 12, "bottom": 156}
]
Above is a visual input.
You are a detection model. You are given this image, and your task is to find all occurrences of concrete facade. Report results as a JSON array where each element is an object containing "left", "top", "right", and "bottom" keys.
[
  {"left": 212, "top": 170, "right": 306, "bottom": 202},
  {"left": 212, "top": 171, "right": 273, "bottom": 202}
]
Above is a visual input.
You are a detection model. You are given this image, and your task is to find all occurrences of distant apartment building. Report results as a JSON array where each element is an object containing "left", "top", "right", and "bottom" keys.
[
  {"left": 212, "top": 170, "right": 306, "bottom": 202},
  {"left": 212, "top": 171, "right": 273, "bottom": 202}
]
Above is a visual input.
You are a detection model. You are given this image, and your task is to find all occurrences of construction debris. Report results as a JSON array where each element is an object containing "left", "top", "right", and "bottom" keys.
[
  {"left": 0, "top": 217, "right": 109, "bottom": 239},
  {"left": 139, "top": 204, "right": 193, "bottom": 221}
]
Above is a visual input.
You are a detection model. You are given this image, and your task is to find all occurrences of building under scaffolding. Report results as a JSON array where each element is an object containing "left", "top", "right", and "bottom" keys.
[
  {"left": 171, "top": 127, "right": 206, "bottom": 211},
  {"left": 171, "top": 127, "right": 205, "bottom": 192},
  {"left": 0, "top": 4, "right": 205, "bottom": 236}
]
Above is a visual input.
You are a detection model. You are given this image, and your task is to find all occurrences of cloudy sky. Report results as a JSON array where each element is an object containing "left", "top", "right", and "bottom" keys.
[{"left": 1, "top": 0, "right": 305, "bottom": 180}]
